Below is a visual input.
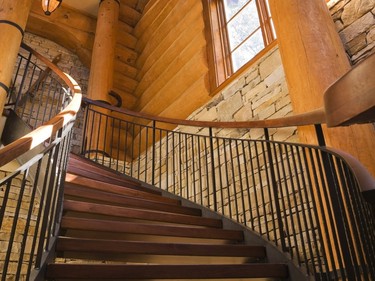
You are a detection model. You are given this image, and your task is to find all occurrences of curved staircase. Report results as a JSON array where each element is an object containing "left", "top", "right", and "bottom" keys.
[{"left": 45, "top": 154, "right": 301, "bottom": 280}]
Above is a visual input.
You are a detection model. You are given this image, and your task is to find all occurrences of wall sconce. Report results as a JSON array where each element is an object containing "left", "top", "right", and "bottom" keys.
[{"left": 42, "top": 0, "right": 62, "bottom": 16}]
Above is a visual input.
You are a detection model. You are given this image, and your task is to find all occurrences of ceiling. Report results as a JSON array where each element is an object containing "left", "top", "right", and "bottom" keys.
[{"left": 62, "top": 0, "right": 100, "bottom": 17}]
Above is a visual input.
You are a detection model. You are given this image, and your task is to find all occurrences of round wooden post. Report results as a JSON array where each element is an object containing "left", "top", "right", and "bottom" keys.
[
  {"left": 269, "top": 0, "right": 375, "bottom": 176},
  {"left": 87, "top": 0, "right": 119, "bottom": 157},
  {"left": 87, "top": 0, "right": 119, "bottom": 103},
  {"left": 0, "top": 0, "right": 33, "bottom": 115}
]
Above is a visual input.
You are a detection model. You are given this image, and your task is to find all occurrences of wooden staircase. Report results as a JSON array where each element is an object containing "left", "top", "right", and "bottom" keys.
[{"left": 45, "top": 154, "right": 292, "bottom": 280}]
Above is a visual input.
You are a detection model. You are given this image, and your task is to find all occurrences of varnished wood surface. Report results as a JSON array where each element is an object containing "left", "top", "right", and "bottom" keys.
[
  {"left": 68, "top": 154, "right": 161, "bottom": 195},
  {"left": 46, "top": 263, "right": 288, "bottom": 279},
  {"left": 45, "top": 152, "right": 291, "bottom": 280},
  {"left": 64, "top": 184, "right": 201, "bottom": 216},
  {"left": 64, "top": 179, "right": 178, "bottom": 206},
  {"left": 84, "top": 97, "right": 326, "bottom": 129},
  {"left": 56, "top": 236, "right": 265, "bottom": 257},
  {"left": 324, "top": 52, "right": 375, "bottom": 127},
  {"left": 61, "top": 217, "right": 244, "bottom": 241},
  {"left": 63, "top": 200, "right": 222, "bottom": 228}
]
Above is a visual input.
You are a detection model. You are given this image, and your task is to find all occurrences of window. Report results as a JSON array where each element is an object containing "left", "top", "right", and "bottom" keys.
[{"left": 203, "top": 0, "right": 276, "bottom": 88}]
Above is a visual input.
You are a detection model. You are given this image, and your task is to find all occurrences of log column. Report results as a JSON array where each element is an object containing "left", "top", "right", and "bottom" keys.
[
  {"left": 87, "top": 0, "right": 119, "bottom": 102},
  {"left": 87, "top": 0, "right": 119, "bottom": 156},
  {"left": 0, "top": 0, "right": 33, "bottom": 114},
  {"left": 269, "top": 0, "right": 375, "bottom": 176}
]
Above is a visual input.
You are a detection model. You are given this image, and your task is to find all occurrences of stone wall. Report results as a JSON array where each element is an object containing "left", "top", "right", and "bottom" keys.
[
  {"left": 186, "top": 46, "right": 297, "bottom": 142},
  {"left": 329, "top": 0, "right": 375, "bottom": 64}
]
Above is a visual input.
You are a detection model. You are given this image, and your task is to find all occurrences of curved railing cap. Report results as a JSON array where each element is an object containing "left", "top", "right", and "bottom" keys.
[{"left": 0, "top": 45, "right": 82, "bottom": 168}]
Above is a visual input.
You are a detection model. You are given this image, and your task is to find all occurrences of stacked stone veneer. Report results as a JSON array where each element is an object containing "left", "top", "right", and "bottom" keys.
[{"left": 329, "top": 0, "right": 375, "bottom": 64}]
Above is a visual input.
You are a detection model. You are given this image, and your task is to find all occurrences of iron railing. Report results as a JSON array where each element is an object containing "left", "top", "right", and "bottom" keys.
[
  {"left": 0, "top": 44, "right": 81, "bottom": 281},
  {"left": 80, "top": 98, "right": 375, "bottom": 281},
  {"left": 5, "top": 43, "right": 72, "bottom": 129}
]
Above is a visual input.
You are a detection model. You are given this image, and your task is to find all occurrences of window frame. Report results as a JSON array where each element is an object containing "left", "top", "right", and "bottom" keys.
[{"left": 203, "top": 0, "right": 276, "bottom": 93}]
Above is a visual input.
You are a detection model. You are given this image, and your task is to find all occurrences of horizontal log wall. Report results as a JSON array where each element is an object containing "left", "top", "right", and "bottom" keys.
[{"left": 133, "top": 0, "right": 211, "bottom": 118}]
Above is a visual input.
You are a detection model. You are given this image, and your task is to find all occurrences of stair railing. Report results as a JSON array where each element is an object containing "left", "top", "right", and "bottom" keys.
[
  {"left": 4, "top": 43, "right": 74, "bottom": 130},
  {"left": 80, "top": 96, "right": 375, "bottom": 281},
  {"left": 0, "top": 44, "right": 82, "bottom": 281}
]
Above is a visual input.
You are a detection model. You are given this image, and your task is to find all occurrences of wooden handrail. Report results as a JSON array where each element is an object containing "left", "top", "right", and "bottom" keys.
[
  {"left": 0, "top": 45, "right": 82, "bottom": 168},
  {"left": 84, "top": 97, "right": 375, "bottom": 198},
  {"left": 324, "top": 52, "right": 375, "bottom": 126},
  {"left": 84, "top": 97, "right": 327, "bottom": 129}
]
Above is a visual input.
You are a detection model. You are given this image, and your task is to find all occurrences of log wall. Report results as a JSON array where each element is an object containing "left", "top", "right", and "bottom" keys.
[{"left": 133, "top": 0, "right": 211, "bottom": 118}]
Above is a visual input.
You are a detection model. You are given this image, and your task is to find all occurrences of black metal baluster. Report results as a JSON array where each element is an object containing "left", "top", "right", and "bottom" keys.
[{"left": 209, "top": 127, "right": 217, "bottom": 211}]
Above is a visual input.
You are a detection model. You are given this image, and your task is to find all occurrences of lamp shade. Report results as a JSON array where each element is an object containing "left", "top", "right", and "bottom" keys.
[{"left": 42, "top": 0, "right": 62, "bottom": 15}]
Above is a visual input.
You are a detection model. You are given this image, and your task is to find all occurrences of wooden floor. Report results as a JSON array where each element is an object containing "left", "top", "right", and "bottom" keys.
[{"left": 45, "top": 154, "right": 289, "bottom": 280}]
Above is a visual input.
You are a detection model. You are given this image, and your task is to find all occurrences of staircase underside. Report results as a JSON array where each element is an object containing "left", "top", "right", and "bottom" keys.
[{"left": 44, "top": 154, "right": 308, "bottom": 280}]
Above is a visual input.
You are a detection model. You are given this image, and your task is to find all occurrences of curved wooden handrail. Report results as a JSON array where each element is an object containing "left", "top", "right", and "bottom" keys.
[
  {"left": 83, "top": 97, "right": 375, "bottom": 198},
  {"left": 324, "top": 52, "right": 375, "bottom": 127},
  {"left": 84, "top": 97, "right": 327, "bottom": 129},
  {"left": 0, "top": 45, "right": 82, "bottom": 168}
]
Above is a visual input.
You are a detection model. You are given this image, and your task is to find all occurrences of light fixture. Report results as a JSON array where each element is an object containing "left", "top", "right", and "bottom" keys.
[{"left": 42, "top": 0, "right": 62, "bottom": 16}]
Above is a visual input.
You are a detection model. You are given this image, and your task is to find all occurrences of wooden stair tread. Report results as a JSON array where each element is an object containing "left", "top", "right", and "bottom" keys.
[
  {"left": 61, "top": 217, "right": 244, "bottom": 241},
  {"left": 64, "top": 185, "right": 201, "bottom": 216},
  {"left": 67, "top": 154, "right": 160, "bottom": 195},
  {"left": 63, "top": 200, "right": 222, "bottom": 228},
  {"left": 64, "top": 175, "right": 179, "bottom": 206},
  {"left": 56, "top": 237, "right": 265, "bottom": 258},
  {"left": 47, "top": 155, "right": 291, "bottom": 281},
  {"left": 46, "top": 263, "right": 288, "bottom": 279}
]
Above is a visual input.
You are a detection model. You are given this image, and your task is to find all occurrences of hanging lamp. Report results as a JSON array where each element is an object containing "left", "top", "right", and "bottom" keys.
[{"left": 42, "top": 0, "right": 62, "bottom": 16}]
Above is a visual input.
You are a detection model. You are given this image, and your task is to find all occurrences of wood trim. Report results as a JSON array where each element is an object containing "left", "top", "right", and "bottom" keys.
[
  {"left": 202, "top": 0, "right": 231, "bottom": 89},
  {"left": 257, "top": 0, "right": 275, "bottom": 45},
  {"left": 0, "top": 44, "right": 82, "bottom": 168}
]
